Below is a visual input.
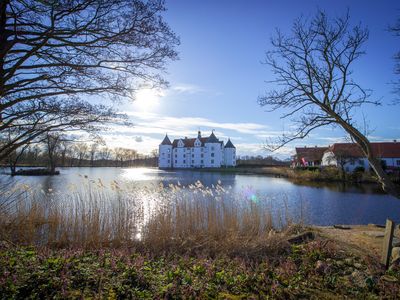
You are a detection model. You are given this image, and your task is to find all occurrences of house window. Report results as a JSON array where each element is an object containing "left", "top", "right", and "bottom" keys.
[
  {"left": 192, "top": 154, "right": 194, "bottom": 158},
  {"left": 183, "top": 160, "right": 186, "bottom": 164},
  {"left": 175, "top": 154, "right": 177, "bottom": 158},
  {"left": 211, "top": 159, "right": 214, "bottom": 164},
  {"left": 175, "top": 160, "right": 177, "bottom": 164},
  {"left": 201, "top": 160, "right": 204, "bottom": 164},
  {"left": 183, "top": 154, "right": 185, "bottom": 158},
  {"left": 211, "top": 153, "right": 214, "bottom": 157},
  {"left": 201, "top": 154, "right": 204, "bottom": 158}
]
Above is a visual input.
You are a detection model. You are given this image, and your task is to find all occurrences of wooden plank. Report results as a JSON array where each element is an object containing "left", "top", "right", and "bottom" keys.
[{"left": 381, "top": 219, "right": 395, "bottom": 269}]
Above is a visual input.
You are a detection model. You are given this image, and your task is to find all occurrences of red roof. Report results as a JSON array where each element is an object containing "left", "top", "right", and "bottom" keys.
[
  {"left": 295, "top": 147, "right": 328, "bottom": 162},
  {"left": 328, "top": 142, "right": 400, "bottom": 158},
  {"left": 172, "top": 137, "right": 209, "bottom": 148}
]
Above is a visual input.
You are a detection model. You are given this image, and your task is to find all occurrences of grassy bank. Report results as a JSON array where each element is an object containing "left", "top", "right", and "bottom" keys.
[{"left": 1, "top": 236, "right": 400, "bottom": 299}]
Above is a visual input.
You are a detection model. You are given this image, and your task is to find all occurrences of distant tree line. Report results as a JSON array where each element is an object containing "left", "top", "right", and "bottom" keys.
[
  {"left": 1, "top": 133, "right": 158, "bottom": 174},
  {"left": 236, "top": 155, "right": 290, "bottom": 167}
]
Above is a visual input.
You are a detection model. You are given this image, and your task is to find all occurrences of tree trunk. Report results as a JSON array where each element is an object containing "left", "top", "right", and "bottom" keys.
[
  {"left": 339, "top": 119, "right": 400, "bottom": 199},
  {"left": 9, "top": 164, "right": 16, "bottom": 175}
]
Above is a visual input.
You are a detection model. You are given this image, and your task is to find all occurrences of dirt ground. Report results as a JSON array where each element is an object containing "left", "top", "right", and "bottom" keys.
[{"left": 314, "top": 224, "right": 400, "bottom": 259}]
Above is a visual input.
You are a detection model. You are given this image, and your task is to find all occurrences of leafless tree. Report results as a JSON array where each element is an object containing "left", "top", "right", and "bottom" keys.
[
  {"left": 59, "top": 139, "right": 71, "bottom": 167},
  {"left": 258, "top": 10, "right": 400, "bottom": 198},
  {"left": 0, "top": 0, "right": 179, "bottom": 161},
  {"left": 6, "top": 141, "right": 29, "bottom": 174},
  {"left": 89, "top": 142, "right": 99, "bottom": 167},
  {"left": 45, "top": 132, "right": 62, "bottom": 172},
  {"left": 74, "top": 143, "right": 88, "bottom": 167},
  {"left": 389, "top": 16, "right": 400, "bottom": 95},
  {"left": 98, "top": 146, "right": 112, "bottom": 161}
]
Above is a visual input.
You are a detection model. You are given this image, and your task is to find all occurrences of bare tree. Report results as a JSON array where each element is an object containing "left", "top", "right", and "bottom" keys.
[
  {"left": 89, "top": 142, "right": 99, "bottom": 167},
  {"left": 113, "top": 147, "right": 125, "bottom": 167},
  {"left": 0, "top": 0, "right": 179, "bottom": 160},
  {"left": 6, "top": 141, "right": 30, "bottom": 174},
  {"left": 98, "top": 146, "right": 112, "bottom": 161},
  {"left": 74, "top": 143, "right": 88, "bottom": 167},
  {"left": 59, "top": 139, "right": 71, "bottom": 167},
  {"left": 45, "top": 132, "right": 62, "bottom": 172},
  {"left": 389, "top": 16, "right": 400, "bottom": 95},
  {"left": 258, "top": 10, "right": 400, "bottom": 198}
]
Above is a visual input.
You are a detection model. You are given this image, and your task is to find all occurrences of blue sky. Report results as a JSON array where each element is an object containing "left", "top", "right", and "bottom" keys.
[{"left": 107, "top": 0, "right": 400, "bottom": 158}]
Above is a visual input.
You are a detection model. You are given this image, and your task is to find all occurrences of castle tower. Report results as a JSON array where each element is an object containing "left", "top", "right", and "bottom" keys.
[
  {"left": 158, "top": 134, "right": 172, "bottom": 168},
  {"left": 224, "top": 138, "right": 236, "bottom": 167},
  {"left": 204, "top": 131, "right": 223, "bottom": 167}
]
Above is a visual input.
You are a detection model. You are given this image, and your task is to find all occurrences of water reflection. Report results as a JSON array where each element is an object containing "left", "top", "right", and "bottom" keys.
[
  {"left": 1, "top": 167, "right": 400, "bottom": 226},
  {"left": 290, "top": 179, "right": 385, "bottom": 194}
]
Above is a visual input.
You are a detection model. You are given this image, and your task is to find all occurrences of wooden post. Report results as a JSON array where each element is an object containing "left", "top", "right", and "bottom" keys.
[{"left": 381, "top": 219, "right": 395, "bottom": 269}]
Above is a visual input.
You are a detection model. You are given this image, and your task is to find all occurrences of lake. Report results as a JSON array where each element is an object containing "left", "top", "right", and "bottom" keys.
[{"left": 1, "top": 167, "right": 400, "bottom": 226}]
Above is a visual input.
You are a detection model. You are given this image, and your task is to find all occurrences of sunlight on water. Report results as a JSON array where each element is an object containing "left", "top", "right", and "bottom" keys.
[{"left": 120, "top": 168, "right": 158, "bottom": 181}]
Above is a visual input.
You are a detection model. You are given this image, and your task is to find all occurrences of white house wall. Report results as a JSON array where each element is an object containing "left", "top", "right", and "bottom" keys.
[
  {"left": 158, "top": 137, "right": 236, "bottom": 168},
  {"left": 158, "top": 145, "right": 172, "bottom": 168},
  {"left": 322, "top": 151, "right": 400, "bottom": 172}
]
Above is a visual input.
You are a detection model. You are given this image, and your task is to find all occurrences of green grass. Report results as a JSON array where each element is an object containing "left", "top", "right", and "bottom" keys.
[{"left": 1, "top": 239, "right": 399, "bottom": 299}]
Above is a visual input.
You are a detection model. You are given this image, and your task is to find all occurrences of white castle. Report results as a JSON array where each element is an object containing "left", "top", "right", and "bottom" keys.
[{"left": 158, "top": 131, "right": 236, "bottom": 168}]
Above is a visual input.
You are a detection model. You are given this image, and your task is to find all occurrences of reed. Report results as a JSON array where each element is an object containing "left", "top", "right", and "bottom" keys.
[{"left": 0, "top": 179, "right": 298, "bottom": 256}]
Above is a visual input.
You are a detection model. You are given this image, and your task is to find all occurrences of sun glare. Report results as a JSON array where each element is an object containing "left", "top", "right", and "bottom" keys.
[{"left": 134, "top": 88, "right": 163, "bottom": 111}]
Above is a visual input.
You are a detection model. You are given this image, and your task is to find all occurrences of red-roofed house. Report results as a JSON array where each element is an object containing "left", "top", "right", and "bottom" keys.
[
  {"left": 321, "top": 142, "right": 400, "bottom": 172},
  {"left": 292, "top": 146, "right": 328, "bottom": 167}
]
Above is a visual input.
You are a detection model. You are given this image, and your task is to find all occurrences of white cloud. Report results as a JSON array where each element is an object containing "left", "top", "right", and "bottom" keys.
[{"left": 171, "top": 84, "right": 204, "bottom": 94}]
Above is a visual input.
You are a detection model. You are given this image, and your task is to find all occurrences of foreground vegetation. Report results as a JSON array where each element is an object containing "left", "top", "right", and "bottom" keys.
[
  {"left": 1, "top": 238, "right": 400, "bottom": 299},
  {"left": 1, "top": 180, "right": 399, "bottom": 298}
]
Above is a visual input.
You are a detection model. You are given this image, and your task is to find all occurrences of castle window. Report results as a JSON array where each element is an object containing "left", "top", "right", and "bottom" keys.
[
  {"left": 175, "top": 160, "right": 177, "bottom": 163},
  {"left": 201, "top": 154, "right": 204, "bottom": 158},
  {"left": 211, "top": 146, "right": 214, "bottom": 151},
  {"left": 201, "top": 160, "right": 203, "bottom": 164},
  {"left": 183, "top": 160, "right": 186, "bottom": 164},
  {"left": 211, "top": 153, "right": 214, "bottom": 157},
  {"left": 192, "top": 154, "right": 194, "bottom": 158},
  {"left": 183, "top": 154, "right": 186, "bottom": 158},
  {"left": 211, "top": 159, "right": 214, "bottom": 164},
  {"left": 168, "top": 160, "right": 170, "bottom": 163},
  {"left": 175, "top": 154, "right": 177, "bottom": 158},
  {"left": 192, "top": 160, "right": 194, "bottom": 163}
]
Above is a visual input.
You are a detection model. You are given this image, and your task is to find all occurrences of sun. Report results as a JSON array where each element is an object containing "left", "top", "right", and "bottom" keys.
[{"left": 134, "top": 88, "right": 163, "bottom": 111}]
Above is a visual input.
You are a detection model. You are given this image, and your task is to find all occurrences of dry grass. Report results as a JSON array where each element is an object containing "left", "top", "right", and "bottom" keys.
[{"left": 0, "top": 179, "right": 299, "bottom": 256}]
